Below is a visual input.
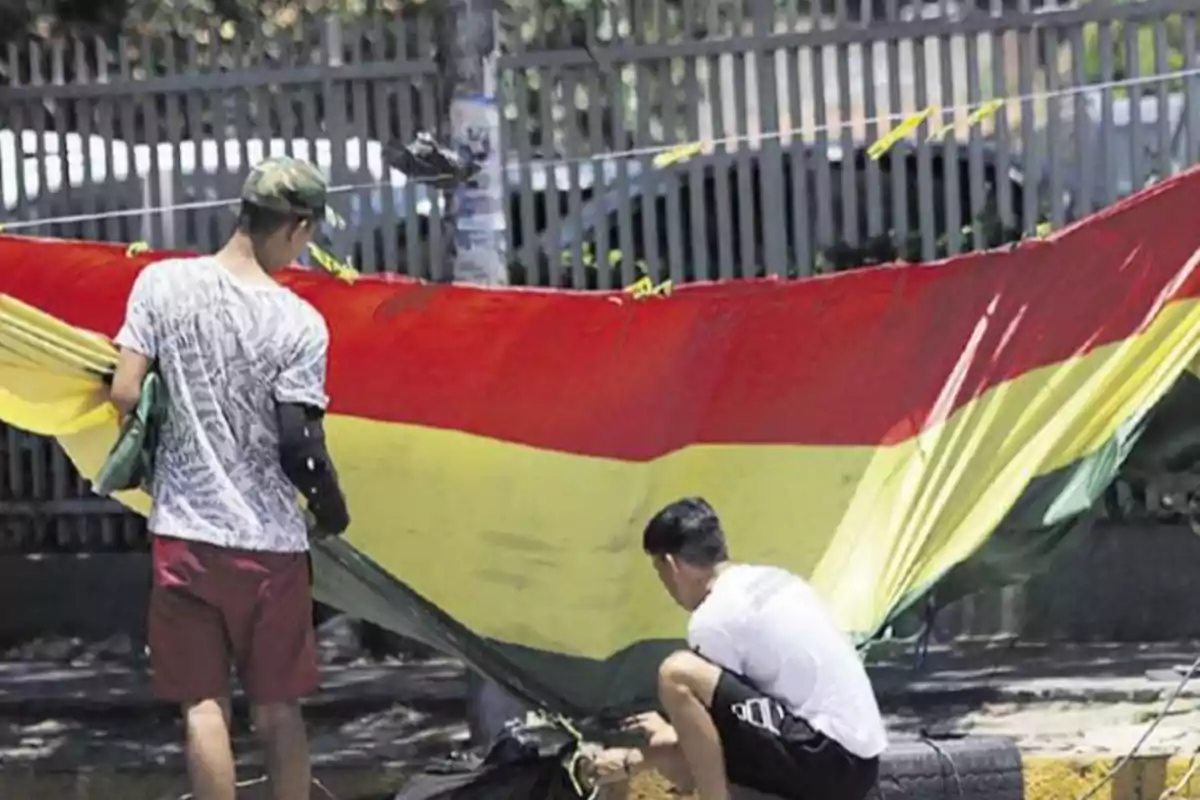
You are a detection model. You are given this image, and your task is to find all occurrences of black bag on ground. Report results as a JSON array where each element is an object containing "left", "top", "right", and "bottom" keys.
[{"left": 394, "top": 719, "right": 589, "bottom": 800}]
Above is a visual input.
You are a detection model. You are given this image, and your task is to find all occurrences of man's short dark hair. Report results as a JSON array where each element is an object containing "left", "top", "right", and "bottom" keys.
[
  {"left": 236, "top": 200, "right": 309, "bottom": 238},
  {"left": 642, "top": 497, "right": 729, "bottom": 567}
]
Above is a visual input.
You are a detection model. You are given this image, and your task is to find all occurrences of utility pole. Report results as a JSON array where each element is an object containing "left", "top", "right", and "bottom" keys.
[
  {"left": 434, "top": 0, "right": 523, "bottom": 744},
  {"left": 436, "top": 0, "right": 509, "bottom": 285}
]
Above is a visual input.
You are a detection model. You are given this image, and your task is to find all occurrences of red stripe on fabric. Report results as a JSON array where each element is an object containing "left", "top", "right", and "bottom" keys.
[{"left": 3, "top": 168, "right": 1200, "bottom": 458}]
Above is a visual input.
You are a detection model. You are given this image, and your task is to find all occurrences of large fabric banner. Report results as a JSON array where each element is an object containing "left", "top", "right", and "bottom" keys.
[{"left": 3, "top": 168, "right": 1200, "bottom": 724}]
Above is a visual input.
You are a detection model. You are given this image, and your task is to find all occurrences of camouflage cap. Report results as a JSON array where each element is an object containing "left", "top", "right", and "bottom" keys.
[{"left": 240, "top": 155, "right": 344, "bottom": 229}]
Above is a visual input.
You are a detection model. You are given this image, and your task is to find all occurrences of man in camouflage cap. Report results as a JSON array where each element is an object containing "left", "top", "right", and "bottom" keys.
[
  {"left": 240, "top": 154, "right": 345, "bottom": 233},
  {"left": 108, "top": 153, "right": 349, "bottom": 800}
]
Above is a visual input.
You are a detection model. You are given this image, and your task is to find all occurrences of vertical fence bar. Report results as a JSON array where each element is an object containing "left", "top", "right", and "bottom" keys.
[
  {"left": 1124, "top": 19, "right": 1144, "bottom": 196},
  {"left": 583, "top": 5, "right": 607, "bottom": 286},
  {"left": 50, "top": 441, "right": 71, "bottom": 548},
  {"left": 28, "top": 41, "right": 50, "bottom": 241},
  {"left": 1097, "top": 20, "right": 1117, "bottom": 207},
  {"left": 1069, "top": 21, "right": 1094, "bottom": 221},
  {"left": 349, "top": 21, "right": 374, "bottom": 273},
  {"left": 538, "top": 65, "right": 564, "bottom": 287},
  {"left": 1044, "top": 25, "right": 1065, "bottom": 229},
  {"left": 732, "top": 1, "right": 759, "bottom": 278},
  {"left": 298, "top": 29, "right": 321, "bottom": 179},
  {"left": 511, "top": 67, "right": 540, "bottom": 283},
  {"left": 6, "top": 43, "right": 30, "bottom": 228},
  {"left": 325, "top": 18, "right": 350, "bottom": 214},
  {"left": 417, "top": 16, "right": 444, "bottom": 281},
  {"left": 563, "top": 68, "right": 588, "bottom": 287},
  {"left": 92, "top": 38, "right": 120, "bottom": 244},
  {"left": 810, "top": 21, "right": 835, "bottom": 249},
  {"left": 681, "top": 0, "right": 709, "bottom": 283},
  {"left": 990, "top": 5, "right": 1015, "bottom": 230},
  {"left": 70, "top": 40, "right": 100, "bottom": 244},
  {"left": 49, "top": 39, "right": 72, "bottom": 243},
  {"left": 184, "top": 38, "right": 211, "bottom": 249},
  {"left": 659, "top": 72, "right": 687, "bottom": 285},
  {"left": 611, "top": 61, "right": 637, "bottom": 288},
  {"left": 640, "top": 54, "right": 666, "bottom": 282},
  {"left": 755, "top": 0, "right": 787, "bottom": 275},
  {"left": 834, "top": 0, "right": 859, "bottom": 251},
  {"left": 1183, "top": 13, "right": 1199, "bottom": 169},
  {"left": 208, "top": 25, "right": 232, "bottom": 218},
  {"left": 1016, "top": 12, "right": 1038, "bottom": 234},
  {"left": 115, "top": 37, "right": 141, "bottom": 245},
  {"left": 786, "top": 33, "right": 814, "bottom": 276},
  {"left": 232, "top": 33, "right": 255, "bottom": 244},
  {"left": 145, "top": 36, "right": 168, "bottom": 248},
  {"left": 274, "top": 25, "right": 298, "bottom": 162},
  {"left": 369, "top": 18, "right": 400, "bottom": 275},
  {"left": 860, "top": 6, "right": 884, "bottom": 242},
  {"left": 1151, "top": 16, "right": 1172, "bottom": 185},
  {"left": 939, "top": 27, "right": 963, "bottom": 255},
  {"left": 885, "top": 0, "right": 910, "bottom": 253},
  {"left": 656, "top": 0, "right": 686, "bottom": 284},
  {"left": 912, "top": 24, "right": 936, "bottom": 261},
  {"left": 5, "top": 427, "right": 26, "bottom": 548},
  {"left": 705, "top": 24, "right": 735, "bottom": 281},
  {"left": 964, "top": 29, "right": 985, "bottom": 248},
  {"left": 392, "top": 17, "right": 421, "bottom": 278}
]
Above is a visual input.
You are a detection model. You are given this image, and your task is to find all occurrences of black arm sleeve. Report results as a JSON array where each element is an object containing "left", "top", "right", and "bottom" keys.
[{"left": 277, "top": 402, "right": 350, "bottom": 536}]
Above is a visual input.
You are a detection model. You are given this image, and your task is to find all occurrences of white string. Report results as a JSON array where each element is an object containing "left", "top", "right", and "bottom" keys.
[
  {"left": 2, "top": 179, "right": 390, "bottom": 230},
  {"left": 1075, "top": 654, "right": 1200, "bottom": 800},
  {"left": 5, "top": 62, "right": 1200, "bottom": 232}
]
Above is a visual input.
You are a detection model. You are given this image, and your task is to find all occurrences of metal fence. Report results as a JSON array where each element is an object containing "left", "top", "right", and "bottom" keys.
[{"left": 1, "top": 0, "right": 1200, "bottom": 551}]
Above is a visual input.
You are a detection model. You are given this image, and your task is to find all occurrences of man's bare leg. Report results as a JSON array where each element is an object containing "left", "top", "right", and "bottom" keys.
[
  {"left": 656, "top": 650, "right": 730, "bottom": 800},
  {"left": 252, "top": 702, "right": 311, "bottom": 800},
  {"left": 183, "top": 698, "right": 236, "bottom": 800}
]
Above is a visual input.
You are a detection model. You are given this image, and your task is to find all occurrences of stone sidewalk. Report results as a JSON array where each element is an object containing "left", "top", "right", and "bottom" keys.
[{"left": 6, "top": 642, "right": 1200, "bottom": 799}]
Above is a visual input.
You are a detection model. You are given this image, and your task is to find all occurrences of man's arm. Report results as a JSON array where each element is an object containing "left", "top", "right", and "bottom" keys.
[
  {"left": 110, "top": 268, "right": 161, "bottom": 421},
  {"left": 277, "top": 402, "right": 349, "bottom": 535},
  {"left": 111, "top": 349, "right": 152, "bottom": 420},
  {"left": 275, "top": 313, "right": 350, "bottom": 536}
]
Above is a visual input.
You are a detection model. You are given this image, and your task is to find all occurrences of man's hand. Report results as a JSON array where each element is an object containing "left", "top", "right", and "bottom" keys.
[
  {"left": 620, "top": 712, "right": 677, "bottom": 747},
  {"left": 584, "top": 747, "right": 641, "bottom": 787}
]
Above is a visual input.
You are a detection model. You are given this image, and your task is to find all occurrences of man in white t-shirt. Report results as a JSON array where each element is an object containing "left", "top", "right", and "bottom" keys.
[{"left": 588, "top": 497, "right": 887, "bottom": 800}]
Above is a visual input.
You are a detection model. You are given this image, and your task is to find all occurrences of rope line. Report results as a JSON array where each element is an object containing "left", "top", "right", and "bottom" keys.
[
  {"left": 3, "top": 61, "right": 1199, "bottom": 232},
  {"left": 1075, "top": 654, "right": 1200, "bottom": 800}
]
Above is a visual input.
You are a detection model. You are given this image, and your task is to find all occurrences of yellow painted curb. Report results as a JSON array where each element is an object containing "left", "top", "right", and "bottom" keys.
[{"left": 1025, "top": 755, "right": 1200, "bottom": 800}]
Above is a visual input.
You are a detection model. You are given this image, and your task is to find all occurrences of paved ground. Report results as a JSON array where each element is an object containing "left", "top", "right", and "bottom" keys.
[{"left": 7, "top": 641, "right": 1200, "bottom": 798}]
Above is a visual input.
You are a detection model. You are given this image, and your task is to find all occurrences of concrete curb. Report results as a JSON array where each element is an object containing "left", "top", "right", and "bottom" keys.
[
  {"left": 6, "top": 755, "right": 1200, "bottom": 799},
  {"left": 0, "top": 764, "right": 407, "bottom": 800},
  {"left": 1024, "top": 754, "right": 1200, "bottom": 800},
  {"left": 7, "top": 753, "right": 1200, "bottom": 800}
]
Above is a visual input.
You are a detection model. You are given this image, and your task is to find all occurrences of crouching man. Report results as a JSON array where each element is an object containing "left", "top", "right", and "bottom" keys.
[{"left": 589, "top": 497, "right": 887, "bottom": 800}]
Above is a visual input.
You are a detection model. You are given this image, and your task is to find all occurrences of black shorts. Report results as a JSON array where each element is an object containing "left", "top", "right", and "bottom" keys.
[{"left": 711, "top": 670, "right": 879, "bottom": 800}]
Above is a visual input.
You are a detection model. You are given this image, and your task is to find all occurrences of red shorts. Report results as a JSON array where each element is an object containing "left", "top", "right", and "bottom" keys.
[{"left": 148, "top": 534, "right": 319, "bottom": 705}]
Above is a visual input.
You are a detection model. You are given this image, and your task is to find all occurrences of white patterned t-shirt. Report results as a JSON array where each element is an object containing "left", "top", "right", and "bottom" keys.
[{"left": 114, "top": 257, "right": 330, "bottom": 553}]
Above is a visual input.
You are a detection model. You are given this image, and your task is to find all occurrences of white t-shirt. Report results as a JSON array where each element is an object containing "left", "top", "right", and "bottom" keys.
[
  {"left": 687, "top": 563, "right": 888, "bottom": 759},
  {"left": 115, "top": 257, "right": 330, "bottom": 553}
]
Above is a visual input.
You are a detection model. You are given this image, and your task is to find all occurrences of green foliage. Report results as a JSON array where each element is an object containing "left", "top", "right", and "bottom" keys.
[
  {"left": 817, "top": 206, "right": 1027, "bottom": 273},
  {"left": 1080, "top": 11, "right": 1191, "bottom": 96},
  {"left": 535, "top": 205, "right": 1034, "bottom": 290}
]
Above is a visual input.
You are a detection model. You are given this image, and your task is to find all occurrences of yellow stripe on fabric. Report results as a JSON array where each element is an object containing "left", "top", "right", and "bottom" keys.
[
  {"left": 813, "top": 292, "right": 1200, "bottom": 637},
  {"left": 330, "top": 295, "right": 1200, "bottom": 658},
  {"left": 4, "top": 292, "right": 1200, "bottom": 661}
]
